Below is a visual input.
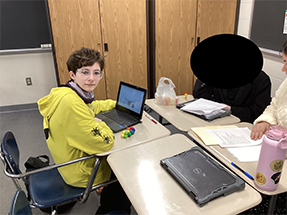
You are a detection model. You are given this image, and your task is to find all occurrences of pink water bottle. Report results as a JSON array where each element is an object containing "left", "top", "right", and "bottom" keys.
[{"left": 255, "top": 125, "right": 287, "bottom": 191}]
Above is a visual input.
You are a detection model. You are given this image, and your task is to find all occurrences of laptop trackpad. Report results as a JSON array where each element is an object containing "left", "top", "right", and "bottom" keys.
[
  {"left": 108, "top": 122, "right": 125, "bottom": 132},
  {"left": 95, "top": 115, "right": 125, "bottom": 132},
  {"left": 96, "top": 115, "right": 112, "bottom": 123}
]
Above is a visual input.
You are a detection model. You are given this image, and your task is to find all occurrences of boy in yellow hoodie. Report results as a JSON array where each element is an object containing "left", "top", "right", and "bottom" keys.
[{"left": 38, "top": 47, "right": 131, "bottom": 214}]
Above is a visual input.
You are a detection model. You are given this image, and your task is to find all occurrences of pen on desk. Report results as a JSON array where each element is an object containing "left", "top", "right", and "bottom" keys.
[
  {"left": 231, "top": 162, "right": 254, "bottom": 180},
  {"left": 145, "top": 114, "right": 157, "bottom": 124}
]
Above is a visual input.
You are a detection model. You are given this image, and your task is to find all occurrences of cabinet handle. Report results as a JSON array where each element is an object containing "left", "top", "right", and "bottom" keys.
[
  {"left": 104, "top": 43, "right": 108, "bottom": 52},
  {"left": 197, "top": 37, "right": 200, "bottom": 45}
]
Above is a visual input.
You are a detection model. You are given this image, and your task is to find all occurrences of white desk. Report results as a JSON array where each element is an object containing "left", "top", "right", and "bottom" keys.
[
  {"left": 145, "top": 95, "right": 240, "bottom": 131},
  {"left": 98, "top": 111, "right": 171, "bottom": 156},
  {"left": 188, "top": 122, "right": 287, "bottom": 214},
  {"left": 108, "top": 134, "right": 261, "bottom": 215}
]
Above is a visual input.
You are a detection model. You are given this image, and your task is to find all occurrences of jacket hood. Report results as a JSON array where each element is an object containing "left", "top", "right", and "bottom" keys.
[{"left": 38, "top": 87, "right": 73, "bottom": 132}]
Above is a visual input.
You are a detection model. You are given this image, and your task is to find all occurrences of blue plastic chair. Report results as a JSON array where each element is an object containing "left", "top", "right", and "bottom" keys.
[
  {"left": 1, "top": 131, "right": 117, "bottom": 214},
  {"left": 10, "top": 190, "right": 32, "bottom": 215}
]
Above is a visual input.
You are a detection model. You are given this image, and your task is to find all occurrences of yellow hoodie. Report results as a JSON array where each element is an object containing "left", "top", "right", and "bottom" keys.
[{"left": 38, "top": 86, "right": 116, "bottom": 187}]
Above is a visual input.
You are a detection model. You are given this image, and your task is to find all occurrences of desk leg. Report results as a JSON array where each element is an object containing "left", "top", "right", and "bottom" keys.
[
  {"left": 158, "top": 115, "right": 171, "bottom": 126},
  {"left": 159, "top": 115, "right": 163, "bottom": 124},
  {"left": 267, "top": 195, "right": 277, "bottom": 215}
]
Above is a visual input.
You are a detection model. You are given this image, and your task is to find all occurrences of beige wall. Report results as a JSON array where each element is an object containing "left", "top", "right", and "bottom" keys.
[{"left": 0, "top": 52, "right": 57, "bottom": 106}]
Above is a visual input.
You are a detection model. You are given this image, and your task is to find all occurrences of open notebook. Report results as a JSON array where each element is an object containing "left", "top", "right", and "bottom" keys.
[
  {"left": 160, "top": 146, "right": 245, "bottom": 207},
  {"left": 95, "top": 81, "right": 147, "bottom": 133}
]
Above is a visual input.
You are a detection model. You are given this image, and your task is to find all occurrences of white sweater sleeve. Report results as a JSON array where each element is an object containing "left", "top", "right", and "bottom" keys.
[{"left": 254, "top": 78, "right": 287, "bottom": 126}]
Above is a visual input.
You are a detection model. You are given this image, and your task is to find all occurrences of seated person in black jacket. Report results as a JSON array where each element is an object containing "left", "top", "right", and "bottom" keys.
[{"left": 193, "top": 70, "right": 271, "bottom": 123}]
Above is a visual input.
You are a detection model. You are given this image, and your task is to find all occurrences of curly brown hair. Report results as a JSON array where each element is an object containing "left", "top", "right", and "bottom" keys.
[{"left": 66, "top": 47, "right": 104, "bottom": 74}]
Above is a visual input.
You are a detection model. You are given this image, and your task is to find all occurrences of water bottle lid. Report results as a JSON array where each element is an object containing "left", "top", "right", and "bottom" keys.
[{"left": 267, "top": 125, "right": 287, "bottom": 141}]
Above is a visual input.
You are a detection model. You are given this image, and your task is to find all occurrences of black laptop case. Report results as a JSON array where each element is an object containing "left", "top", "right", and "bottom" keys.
[{"left": 160, "top": 146, "right": 245, "bottom": 207}]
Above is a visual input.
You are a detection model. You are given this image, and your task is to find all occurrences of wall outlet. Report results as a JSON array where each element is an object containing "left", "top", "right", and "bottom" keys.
[{"left": 26, "top": 77, "right": 32, "bottom": 86}]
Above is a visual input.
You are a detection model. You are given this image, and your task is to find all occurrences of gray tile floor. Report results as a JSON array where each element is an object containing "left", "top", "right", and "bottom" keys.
[{"left": 1, "top": 104, "right": 286, "bottom": 215}]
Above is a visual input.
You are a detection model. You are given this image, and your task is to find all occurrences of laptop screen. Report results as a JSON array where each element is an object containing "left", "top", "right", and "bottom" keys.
[{"left": 116, "top": 82, "right": 146, "bottom": 116}]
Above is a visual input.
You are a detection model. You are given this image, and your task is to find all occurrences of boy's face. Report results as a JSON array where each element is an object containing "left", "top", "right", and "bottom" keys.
[{"left": 69, "top": 62, "right": 101, "bottom": 92}]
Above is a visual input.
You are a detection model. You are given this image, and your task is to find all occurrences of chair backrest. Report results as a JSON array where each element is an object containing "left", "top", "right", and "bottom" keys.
[
  {"left": 10, "top": 190, "right": 32, "bottom": 215},
  {"left": 1, "top": 131, "right": 21, "bottom": 174}
]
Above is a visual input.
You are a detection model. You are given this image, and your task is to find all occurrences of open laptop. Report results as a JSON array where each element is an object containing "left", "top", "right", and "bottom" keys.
[
  {"left": 160, "top": 146, "right": 245, "bottom": 207},
  {"left": 95, "top": 81, "right": 147, "bottom": 133}
]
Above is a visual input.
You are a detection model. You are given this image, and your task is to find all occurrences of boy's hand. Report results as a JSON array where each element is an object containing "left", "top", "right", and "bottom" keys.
[{"left": 94, "top": 117, "right": 102, "bottom": 122}]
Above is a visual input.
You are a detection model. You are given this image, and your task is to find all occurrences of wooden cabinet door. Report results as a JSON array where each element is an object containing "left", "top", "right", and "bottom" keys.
[
  {"left": 155, "top": 0, "right": 198, "bottom": 96},
  {"left": 193, "top": 0, "right": 237, "bottom": 86},
  {"left": 196, "top": 0, "right": 238, "bottom": 42},
  {"left": 48, "top": 0, "right": 107, "bottom": 100},
  {"left": 99, "top": 0, "right": 147, "bottom": 99}
]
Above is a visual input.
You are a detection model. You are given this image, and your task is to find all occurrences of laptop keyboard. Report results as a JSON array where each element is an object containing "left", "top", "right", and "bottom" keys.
[{"left": 102, "top": 110, "right": 138, "bottom": 126}]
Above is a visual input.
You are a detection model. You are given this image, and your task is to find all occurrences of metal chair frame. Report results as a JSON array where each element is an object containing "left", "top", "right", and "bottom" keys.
[{"left": 1, "top": 131, "right": 117, "bottom": 213}]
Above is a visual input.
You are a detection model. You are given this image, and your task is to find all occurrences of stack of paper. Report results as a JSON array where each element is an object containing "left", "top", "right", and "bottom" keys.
[
  {"left": 205, "top": 127, "right": 262, "bottom": 162},
  {"left": 191, "top": 125, "right": 238, "bottom": 145},
  {"left": 190, "top": 126, "right": 263, "bottom": 162},
  {"left": 180, "top": 98, "right": 227, "bottom": 115},
  {"left": 227, "top": 145, "right": 262, "bottom": 162},
  {"left": 205, "top": 127, "right": 262, "bottom": 148}
]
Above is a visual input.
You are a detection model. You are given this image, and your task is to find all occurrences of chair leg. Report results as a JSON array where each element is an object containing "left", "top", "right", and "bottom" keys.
[
  {"left": 11, "top": 178, "right": 23, "bottom": 190},
  {"left": 267, "top": 195, "right": 277, "bottom": 215}
]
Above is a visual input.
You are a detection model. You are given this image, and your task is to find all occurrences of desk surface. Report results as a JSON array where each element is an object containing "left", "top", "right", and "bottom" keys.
[
  {"left": 188, "top": 122, "right": 287, "bottom": 196},
  {"left": 145, "top": 95, "right": 240, "bottom": 131},
  {"left": 98, "top": 111, "right": 171, "bottom": 156},
  {"left": 108, "top": 134, "right": 261, "bottom": 215}
]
